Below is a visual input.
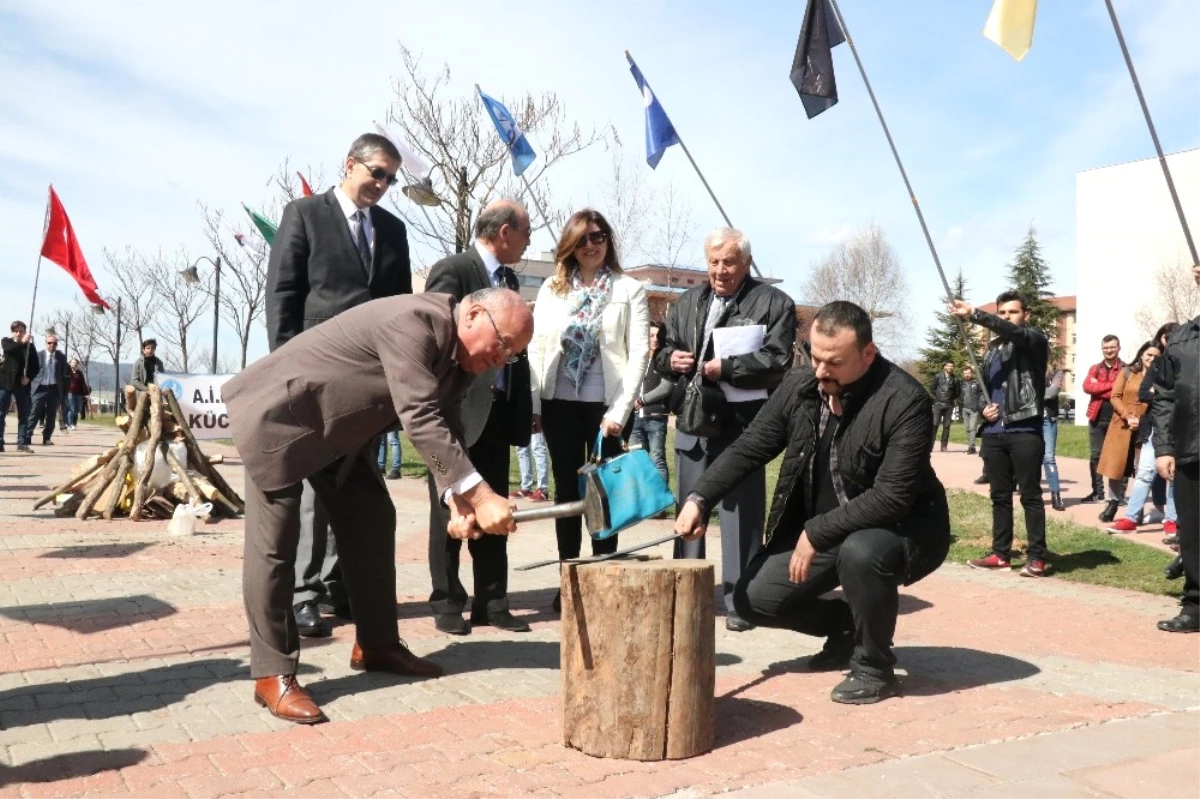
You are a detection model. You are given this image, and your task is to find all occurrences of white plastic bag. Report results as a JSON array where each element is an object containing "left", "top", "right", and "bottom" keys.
[
  {"left": 134, "top": 441, "right": 188, "bottom": 492},
  {"left": 166, "top": 502, "right": 213, "bottom": 536}
]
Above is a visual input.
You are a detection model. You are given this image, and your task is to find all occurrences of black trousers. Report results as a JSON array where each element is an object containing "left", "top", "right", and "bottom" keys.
[
  {"left": 1176, "top": 461, "right": 1199, "bottom": 616},
  {"left": 427, "top": 392, "right": 512, "bottom": 616},
  {"left": 981, "top": 431, "right": 1047, "bottom": 560},
  {"left": 932, "top": 405, "right": 953, "bottom": 449},
  {"left": 541, "top": 398, "right": 624, "bottom": 559},
  {"left": 1088, "top": 422, "right": 1106, "bottom": 494},
  {"left": 31, "top": 387, "right": 61, "bottom": 443},
  {"left": 733, "top": 499, "right": 950, "bottom": 680}
]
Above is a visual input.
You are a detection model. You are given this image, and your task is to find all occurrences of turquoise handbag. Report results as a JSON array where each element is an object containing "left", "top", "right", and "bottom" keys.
[{"left": 580, "top": 431, "right": 675, "bottom": 541}]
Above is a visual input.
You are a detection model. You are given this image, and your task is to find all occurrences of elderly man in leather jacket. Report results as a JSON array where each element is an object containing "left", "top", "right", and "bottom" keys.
[
  {"left": 953, "top": 292, "right": 1049, "bottom": 577},
  {"left": 675, "top": 301, "right": 950, "bottom": 704},
  {"left": 654, "top": 227, "right": 795, "bottom": 631},
  {"left": 1152, "top": 266, "right": 1200, "bottom": 634}
]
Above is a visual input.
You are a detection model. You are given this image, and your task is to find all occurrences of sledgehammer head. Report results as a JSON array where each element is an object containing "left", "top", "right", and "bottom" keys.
[{"left": 510, "top": 467, "right": 612, "bottom": 535}]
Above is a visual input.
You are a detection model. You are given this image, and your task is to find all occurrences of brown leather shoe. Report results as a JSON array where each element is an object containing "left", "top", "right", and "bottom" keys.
[
  {"left": 350, "top": 641, "right": 443, "bottom": 678},
  {"left": 253, "top": 675, "right": 328, "bottom": 724}
]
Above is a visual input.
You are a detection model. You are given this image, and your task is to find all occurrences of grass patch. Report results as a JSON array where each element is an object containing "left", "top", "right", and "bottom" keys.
[
  {"left": 944, "top": 421, "right": 1091, "bottom": 459},
  {"left": 947, "top": 490, "right": 1176, "bottom": 595}
]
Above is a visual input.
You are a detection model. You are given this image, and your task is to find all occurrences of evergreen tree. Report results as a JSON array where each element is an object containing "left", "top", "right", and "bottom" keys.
[
  {"left": 917, "top": 269, "right": 975, "bottom": 387},
  {"left": 1004, "top": 225, "right": 1061, "bottom": 359}
]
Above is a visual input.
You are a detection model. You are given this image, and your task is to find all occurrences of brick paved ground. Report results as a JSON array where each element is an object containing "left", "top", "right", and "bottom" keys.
[{"left": 0, "top": 424, "right": 1196, "bottom": 797}]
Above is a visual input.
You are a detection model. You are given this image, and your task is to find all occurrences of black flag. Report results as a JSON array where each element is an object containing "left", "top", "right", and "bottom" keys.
[{"left": 790, "top": 0, "right": 846, "bottom": 119}]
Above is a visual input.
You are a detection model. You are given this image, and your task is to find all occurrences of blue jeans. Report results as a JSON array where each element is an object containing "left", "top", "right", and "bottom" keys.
[
  {"left": 631, "top": 415, "right": 669, "bottom": 485},
  {"left": 0, "top": 385, "right": 33, "bottom": 446},
  {"left": 65, "top": 393, "right": 84, "bottom": 427},
  {"left": 516, "top": 431, "right": 549, "bottom": 492},
  {"left": 377, "top": 430, "right": 401, "bottom": 471},
  {"left": 1042, "top": 418, "right": 1060, "bottom": 493},
  {"left": 1124, "top": 439, "right": 1176, "bottom": 523}
]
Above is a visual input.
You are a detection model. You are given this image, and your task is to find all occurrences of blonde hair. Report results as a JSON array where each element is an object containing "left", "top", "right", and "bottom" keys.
[{"left": 549, "top": 209, "right": 622, "bottom": 295}]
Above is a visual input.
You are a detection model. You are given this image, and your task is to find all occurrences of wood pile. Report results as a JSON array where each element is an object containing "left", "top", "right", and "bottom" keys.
[{"left": 33, "top": 385, "right": 244, "bottom": 521}]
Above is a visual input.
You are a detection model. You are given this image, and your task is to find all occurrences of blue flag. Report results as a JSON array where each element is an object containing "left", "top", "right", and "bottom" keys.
[
  {"left": 628, "top": 58, "right": 681, "bottom": 169},
  {"left": 478, "top": 89, "right": 537, "bottom": 177}
]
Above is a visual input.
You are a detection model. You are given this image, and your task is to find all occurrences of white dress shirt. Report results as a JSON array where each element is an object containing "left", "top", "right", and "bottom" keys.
[{"left": 333, "top": 186, "right": 374, "bottom": 255}]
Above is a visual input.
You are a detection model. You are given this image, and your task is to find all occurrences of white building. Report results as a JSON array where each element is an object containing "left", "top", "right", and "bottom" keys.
[{"left": 1074, "top": 148, "right": 1199, "bottom": 424}]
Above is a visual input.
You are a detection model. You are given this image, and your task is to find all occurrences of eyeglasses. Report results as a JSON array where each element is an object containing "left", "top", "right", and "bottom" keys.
[
  {"left": 45, "top": 340, "right": 57, "bottom": 346},
  {"left": 355, "top": 158, "right": 399, "bottom": 187},
  {"left": 577, "top": 231, "right": 608, "bottom": 247},
  {"left": 481, "top": 308, "right": 519, "bottom": 364}
]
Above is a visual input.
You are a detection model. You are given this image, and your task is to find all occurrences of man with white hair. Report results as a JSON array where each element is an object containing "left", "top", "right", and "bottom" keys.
[{"left": 654, "top": 228, "right": 796, "bottom": 631}]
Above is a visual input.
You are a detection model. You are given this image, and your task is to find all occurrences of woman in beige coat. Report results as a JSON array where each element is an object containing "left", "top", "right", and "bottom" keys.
[{"left": 1097, "top": 341, "right": 1159, "bottom": 522}]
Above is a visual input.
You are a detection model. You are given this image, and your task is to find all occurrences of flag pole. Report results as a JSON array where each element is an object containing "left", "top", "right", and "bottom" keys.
[
  {"left": 625, "top": 50, "right": 762, "bottom": 278},
  {"left": 24, "top": 188, "right": 53, "bottom": 377},
  {"left": 825, "top": 0, "right": 987, "bottom": 391},
  {"left": 1102, "top": 0, "right": 1198, "bottom": 268}
]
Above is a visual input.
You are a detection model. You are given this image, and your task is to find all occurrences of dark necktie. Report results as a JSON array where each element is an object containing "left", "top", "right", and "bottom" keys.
[
  {"left": 352, "top": 210, "right": 372, "bottom": 276},
  {"left": 492, "top": 266, "right": 511, "bottom": 393}
]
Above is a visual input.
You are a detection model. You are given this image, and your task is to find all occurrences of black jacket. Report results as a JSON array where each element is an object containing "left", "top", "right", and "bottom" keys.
[
  {"left": 265, "top": 188, "right": 412, "bottom": 352},
  {"left": 653, "top": 276, "right": 795, "bottom": 436},
  {"left": 960, "top": 378, "right": 986, "bottom": 414},
  {"left": 930, "top": 372, "right": 961, "bottom": 408},
  {"left": 1152, "top": 316, "right": 1199, "bottom": 466},
  {"left": 424, "top": 247, "right": 532, "bottom": 448},
  {"left": 0, "top": 338, "right": 38, "bottom": 391},
  {"left": 973, "top": 309, "right": 1048, "bottom": 425},
  {"left": 691, "top": 357, "right": 950, "bottom": 582}
]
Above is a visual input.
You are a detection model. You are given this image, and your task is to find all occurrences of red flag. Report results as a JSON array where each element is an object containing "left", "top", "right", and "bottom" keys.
[
  {"left": 297, "top": 172, "right": 314, "bottom": 197},
  {"left": 39, "top": 186, "right": 110, "bottom": 309}
]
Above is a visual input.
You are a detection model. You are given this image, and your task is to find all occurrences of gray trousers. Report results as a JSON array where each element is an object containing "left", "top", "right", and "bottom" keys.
[
  {"left": 244, "top": 456, "right": 398, "bottom": 678},
  {"left": 293, "top": 481, "right": 344, "bottom": 606},
  {"left": 673, "top": 431, "right": 765, "bottom": 612},
  {"left": 963, "top": 410, "right": 980, "bottom": 444}
]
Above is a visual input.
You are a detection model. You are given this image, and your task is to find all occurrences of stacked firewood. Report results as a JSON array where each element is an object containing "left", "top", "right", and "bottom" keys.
[{"left": 33, "top": 385, "right": 244, "bottom": 521}]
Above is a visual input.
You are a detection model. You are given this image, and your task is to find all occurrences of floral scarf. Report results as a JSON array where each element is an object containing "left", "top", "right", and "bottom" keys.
[{"left": 560, "top": 267, "right": 613, "bottom": 392}]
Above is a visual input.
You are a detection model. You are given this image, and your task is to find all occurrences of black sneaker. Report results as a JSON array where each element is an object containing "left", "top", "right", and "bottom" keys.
[
  {"left": 808, "top": 632, "right": 855, "bottom": 672},
  {"left": 830, "top": 673, "right": 898, "bottom": 704},
  {"left": 16, "top": 445, "right": 33, "bottom": 453},
  {"left": 1157, "top": 612, "right": 1199, "bottom": 633},
  {"left": 973, "top": 474, "right": 988, "bottom": 485}
]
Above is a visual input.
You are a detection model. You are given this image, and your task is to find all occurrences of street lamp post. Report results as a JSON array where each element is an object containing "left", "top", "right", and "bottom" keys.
[{"left": 179, "top": 255, "right": 223, "bottom": 374}]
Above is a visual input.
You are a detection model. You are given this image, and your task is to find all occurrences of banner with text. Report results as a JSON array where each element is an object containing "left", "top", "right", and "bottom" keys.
[{"left": 158, "top": 372, "right": 235, "bottom": 440}]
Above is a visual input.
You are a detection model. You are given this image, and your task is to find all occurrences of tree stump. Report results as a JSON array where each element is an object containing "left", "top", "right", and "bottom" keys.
[{"left": 561, "top": 560, "right": 715, "bottom": 761}]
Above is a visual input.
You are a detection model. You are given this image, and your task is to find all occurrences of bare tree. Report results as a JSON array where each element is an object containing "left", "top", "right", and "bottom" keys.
[
  {"left": 103, "top": 247, "right": 162, "bottom": 348},
  {"left": 802, "top": 222, "right": 911, "bottom": 354},
  {"left": 648, "top": 183, "right": 699, "bottom": 270},
  {"left": 89, "top": 295, "right": 133, "bottom": 408},
  {"left": 595, "top": 150, "right": 652, "bottom": 264},
  {"left": 1134, "top": 258, "right": 1200, "bottom": 340},
  {"left": 198, "top": 203, "right": 270, "bottom": 369},
  {"left": 146, "top": 249, "right": 210, "bottom": 372},
  {"left": 191, "top": 346, "right": 240, "bottom": 375},
  {"left": 384, "top": 43, "right": 611, "bottom": 273}
]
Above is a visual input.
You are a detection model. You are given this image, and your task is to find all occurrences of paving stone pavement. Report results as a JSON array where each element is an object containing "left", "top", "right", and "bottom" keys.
[{"left": 0, "top": 422, "right": 1196, "bottom": 798}]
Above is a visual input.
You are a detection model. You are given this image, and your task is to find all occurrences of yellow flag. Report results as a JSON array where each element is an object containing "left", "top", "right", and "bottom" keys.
[{"left": 983, "top": 0, "right": 1037, "bottom": 61}]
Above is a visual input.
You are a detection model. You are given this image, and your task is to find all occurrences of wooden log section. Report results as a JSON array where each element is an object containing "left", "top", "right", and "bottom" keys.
[
  {"left": 130, "top": 385, "right": 163, "bottom": 521},
  {"left": 78, "top": 390, "right": 148, "bottom": 519},
  {"left": 161, "top": 388, "right": 243, "bottom": 510},
  {"left": 32, "top": 446, "right": 118, "bottom": 510},
  {"left": 561, "top": 560, "right": 715, "bottom": 761}
]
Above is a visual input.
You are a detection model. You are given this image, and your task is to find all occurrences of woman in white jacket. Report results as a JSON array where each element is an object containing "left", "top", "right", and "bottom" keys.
[{"left": 528, "top": 209, "right": 650, "bottom": 581}]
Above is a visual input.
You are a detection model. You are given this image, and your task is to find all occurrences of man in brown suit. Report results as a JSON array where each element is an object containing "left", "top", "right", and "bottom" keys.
[{"left": 225, "top": 288, "right": 532, "bottom": 724}]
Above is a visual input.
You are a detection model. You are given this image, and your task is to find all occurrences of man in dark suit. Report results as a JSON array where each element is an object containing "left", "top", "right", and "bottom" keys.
[
  {"left": 266, "top": 133, "right": 412, "bottom": 640},
  {"left": 225, "top": 289, "right": 532, "bottom": 724},
  {"left": 30, "top": 333, "right": 68, "bottom": 446},
  {"left": 423, "top": 199, "right": 534, "bottom": 635},
  {"left": 0, "top": 320, "right": 39, "bottom": 452}
]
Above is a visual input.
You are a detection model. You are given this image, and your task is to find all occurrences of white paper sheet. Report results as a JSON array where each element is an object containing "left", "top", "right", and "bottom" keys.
[{"left": 712, "top": 325, "right": 769, "bottom": 402}]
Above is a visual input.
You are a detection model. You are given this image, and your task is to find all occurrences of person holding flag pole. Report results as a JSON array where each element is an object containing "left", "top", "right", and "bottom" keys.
[{"left": 623, "top": 52, "right": 762, "bottom": 280}]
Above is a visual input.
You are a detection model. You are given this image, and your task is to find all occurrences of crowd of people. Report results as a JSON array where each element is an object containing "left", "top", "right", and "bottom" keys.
[{"left": 0, "top": 325, "right": 94, "bottom": 451}]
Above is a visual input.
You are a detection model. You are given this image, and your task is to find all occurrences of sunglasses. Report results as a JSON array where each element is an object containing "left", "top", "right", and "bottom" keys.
[
  {"left": 577, "top": 231, "right": 608, "bottom": 247},
  {"left": 355, "top": 158, "right": 399, "bottom": 187},
  {"left": 481, "top": 308, "right": 520, "bottom": 364}
]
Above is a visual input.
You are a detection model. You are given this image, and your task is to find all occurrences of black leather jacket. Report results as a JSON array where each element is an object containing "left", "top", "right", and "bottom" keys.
[
  {"left": 653, "top": 276, "right": 795, "bottom": 434},
  {"left": 973, "top": 309, "right": 1048, "bottom": 425},
  {"left": 930, "top": 372, "right": 961, "bottom": 408},
  {"left": 960, "top": 379, "right": 986, "bottom": 414},
  {"left": 1152, "top": 316, "right": 1199, "bottom": 466}
]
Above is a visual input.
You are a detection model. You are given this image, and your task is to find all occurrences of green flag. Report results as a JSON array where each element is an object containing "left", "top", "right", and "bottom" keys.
[{"left": 243, "top": 204, "right": 277, "bottom": 246}]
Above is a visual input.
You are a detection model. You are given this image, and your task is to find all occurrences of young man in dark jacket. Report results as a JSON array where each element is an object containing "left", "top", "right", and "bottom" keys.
[
  {"left": 0, "top": 320, "right": 39, "bottom": 452},
  {"left": 1152, "top": 269, "right": 1200, "bottom": 633},
  {"left": 953, "top": 291, "right": 1049, "bottom": 577},
  {"left": 675, "top": 302, "right": 950, "bottom": 704},
  {"left": 929, "top": 362, "right": 960, "bottom": 452},
  {"left": 960, "top": 366, "right": 985, "bottom": 456}
]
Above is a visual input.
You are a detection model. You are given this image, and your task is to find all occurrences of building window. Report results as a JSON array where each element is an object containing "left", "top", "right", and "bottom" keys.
[{"left": 687, "top": 279, "right": 695, "bottom": 285}]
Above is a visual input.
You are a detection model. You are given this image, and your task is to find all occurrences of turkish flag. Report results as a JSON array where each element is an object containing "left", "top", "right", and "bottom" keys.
[
  {"left": 297, "top": 171, "right": 314, "bottom": 197},
  {"left": 40, "top": 186, "right": 110, "bottom": 310}
]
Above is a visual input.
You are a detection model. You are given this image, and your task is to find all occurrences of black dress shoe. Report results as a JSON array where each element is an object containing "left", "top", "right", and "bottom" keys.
[
  {"left": 1098, "top": 499, "right": 1119, "bottom": 523},
  {"left": 1080, "top": 491, "right": 1101, "bottom": 503},
  {"left": 434, "top": 613, "right": 470, "bottom": 635},
  {"left": 318, "top": 600, "right": 353, "bottom": 621},
  {"left": 831, "top": 673, "right": 898, "bottom": 704},
  {"left": 1164, "top": 556, "right": 1185, "bottom": 581},
  {"left": 973, "top": 474, "right": 988, "bottom": 485},
  {"left": 725, "top": 613, "right": 755, "bottom": 632},
  {"left": 1157, "top": 612, "right": 1199, "bottom": 633},
  {"left": 1050, "top": 492, "right": 1065, "bottom": 511},
  {"left": 808, "top": 632, "right": 855, "bottom": 671},
  {"left": 470, "top": 609, "right": 532, "bottom": 632},
  {"left": 293, "top": 601, "right": 330, "bottom": 638},
  {"left": 385, "top": 469, "right": 401, "bottom": 480}
]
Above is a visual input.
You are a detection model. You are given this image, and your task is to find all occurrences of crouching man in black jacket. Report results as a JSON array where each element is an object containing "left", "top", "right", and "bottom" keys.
[
  {"left": 1152, "top": 266, "right": 1200, "bottom": 634},
  {"left": 675, "top": 302, "right": 950, "bottom": 704}
]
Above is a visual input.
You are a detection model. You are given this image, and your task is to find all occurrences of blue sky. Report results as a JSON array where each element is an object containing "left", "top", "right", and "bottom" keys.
[{"left": 1, "top": 0, "right": 1196, "bottom": 366}]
